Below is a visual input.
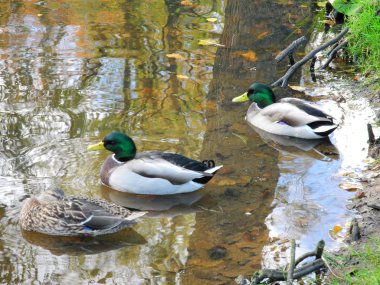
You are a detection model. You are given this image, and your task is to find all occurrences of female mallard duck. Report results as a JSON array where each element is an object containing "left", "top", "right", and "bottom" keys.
[
  {"left": 20, "top": 188, "right": 146, "bottom": 236},
  {"left": 87, "top": 132, "right": 222, "bottom": 195},
  {"left": 232, "top": 83, "right": 338, "bottom": 139}
]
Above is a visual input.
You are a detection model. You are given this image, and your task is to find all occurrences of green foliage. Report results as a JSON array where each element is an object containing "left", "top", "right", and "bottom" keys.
[
  {"left": 331, "top": 0, "right": 362, "bottom": 16},
  {"left": 344, "top": 0, "right": 380, "bottom": 88},
  {"left": 327, "top": 238, "right": 380, "bottom": 285}
]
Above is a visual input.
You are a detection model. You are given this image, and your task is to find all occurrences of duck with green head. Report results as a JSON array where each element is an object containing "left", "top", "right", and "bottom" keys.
[
  {"left": 232, "top": 83, "right": 338, "bottom": 139},
  {"left": 87, "top": 132, "right": 223, "bottom": 195}
]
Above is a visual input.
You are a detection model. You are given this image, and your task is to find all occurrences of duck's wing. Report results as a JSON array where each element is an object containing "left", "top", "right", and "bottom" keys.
[
  {"left": 127, "top": 152, "right": 213, "bottom": 185},
  {"left": 43, "top": 197, "right": 137, "bottom": 231},
  {"left": 261, "top": 99, "right": 334, "bottom": 127}
]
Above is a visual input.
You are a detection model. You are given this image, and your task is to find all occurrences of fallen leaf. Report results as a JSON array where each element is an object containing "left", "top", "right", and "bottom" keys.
[
  {"left": 180, "top": 0, "right": 193, "bottom": 6},
  {"left": 339, "top": 183, "right": 362, "bottom": 192},
  {"left": 37, "top": 14, "right": 43, "bottom": 17},
  {"left": 176, "top": 74, "right": 188, "bottom": 79},
  {"left": 333, "top": 225, "right": 342, "bottom": 234},
  {"left": 210, "top": 176, "right": 251, "bottom": 186},
  {"left": 198, "top": 39, "right": 223, "bottom": 46},
  {"left": 322, "top": 19, "right": 336, "bottom": 26},
  {"left": 207, "top": 18, "right": 217, "bottom": 23},
  {"left": 236, "top": 50, "right": 257, "bottom": 62},
  {"left": 289, "top": 85, "right": 306, "bottom": 92},
  {"left": 166, "top": 53, "right": 184, "bottom": 60},
  {"left": 317, "top": 1, "right": 327, "bottom": 8},
  {"left": 355, "top": 191, "right": 366, "bottom": 199},
  {"left": 257, "top": 31, "right": 269, "bottom": 40}
]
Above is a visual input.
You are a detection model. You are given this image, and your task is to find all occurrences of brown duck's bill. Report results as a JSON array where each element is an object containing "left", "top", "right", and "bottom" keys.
[
  {"left": 232, "top": 92, "right": 249, "bottom": 102},
  {"left": 87, "top": 141, "right": 105, "bottom": 151}
]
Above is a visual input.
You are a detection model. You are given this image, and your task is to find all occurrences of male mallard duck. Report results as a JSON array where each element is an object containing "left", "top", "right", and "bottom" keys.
[
  {"left": 232, "top": 83, "right": 338, "bottom": 139},
  {"left": 20, "top": 188, "right": 146, "bottom": 236},
  {"left": 87, "top": 132, "right": 222, "bottom": 195}
]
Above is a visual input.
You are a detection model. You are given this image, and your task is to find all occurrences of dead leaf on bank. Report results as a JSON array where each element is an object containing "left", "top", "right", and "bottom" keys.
[
  {"left": 207, "top": 18, "right": 217, "bottom": 23},
  {"left": 236, "top": 50, "right": 257, "bottom": 62},
  {"left": 166, "top": 53, "right": 184, "bottom": 60},
  {"left": 339, "top": 183, "right": 362, "bottom": 192},
  {"left": 322, "top": 19, "right": 336, "bottom": 26},
  {"left": 289, "top": 85, "right": 306, "bottom": 92}
]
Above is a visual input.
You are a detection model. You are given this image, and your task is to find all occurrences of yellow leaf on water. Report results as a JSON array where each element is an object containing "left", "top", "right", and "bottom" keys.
[
  {"left": 198, "top": 39, "right": 219, "bottom": 46},
  {"left": 176, "top": 74, "right": 189, "bottom": 79},
  {"left": 236, "top": 50, "right": 257, "bottom": 62},
  {"left": 289, "top": 85, "right": 306, "bottom": 92},
  {"left": 333, "top": 225, "right": 342, "bottom": 234},
  {"left": 166, "top": 53, "right": 184, "bottom": 60},
  {"left": 207, "top": 18, "right": 218, "bottom": 23}
]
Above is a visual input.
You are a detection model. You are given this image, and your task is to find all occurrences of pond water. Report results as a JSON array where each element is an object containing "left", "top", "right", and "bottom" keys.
[{"left": 0, "top": 1, "right": 376, "bottom": 284}]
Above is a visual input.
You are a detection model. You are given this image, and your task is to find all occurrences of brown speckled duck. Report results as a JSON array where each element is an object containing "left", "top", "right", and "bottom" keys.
[{"left": 20, "top": 188, "right": 146, "bottom": 236}]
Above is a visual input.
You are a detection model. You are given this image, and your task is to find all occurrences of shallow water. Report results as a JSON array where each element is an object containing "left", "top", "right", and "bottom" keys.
[{"left": 0, "top": 1, "right": 377, "bottom": 284}]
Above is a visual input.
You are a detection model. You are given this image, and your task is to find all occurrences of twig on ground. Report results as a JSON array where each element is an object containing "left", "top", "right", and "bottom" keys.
[
  {"left": 287, "top": 239, "right": 296, "bottom": 285},
  {"left": 349, "top": 218, "right": 361, "bottom": 241},
  {"left": 319, "top": 39, "right": 348, "bottom": 70}
]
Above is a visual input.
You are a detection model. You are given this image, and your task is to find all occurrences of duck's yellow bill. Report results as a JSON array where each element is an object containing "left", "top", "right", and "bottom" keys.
[
  {"left": 87, "top": 141, "right": 105, "bottom": 151},
  {"left": 232, "top": 92, "right": 249, "bottom": 102}
]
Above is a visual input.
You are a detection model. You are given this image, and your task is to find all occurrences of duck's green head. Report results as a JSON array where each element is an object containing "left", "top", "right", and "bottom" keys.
[
  {"left": 232, "top": 83, "right": 276, "bottom": 108},
  {"left": 87, "top": 132, "right": 137, "bottom": 162}
]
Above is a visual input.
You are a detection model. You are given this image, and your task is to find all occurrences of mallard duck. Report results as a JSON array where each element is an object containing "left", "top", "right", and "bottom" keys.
[
  {"left": 87, "top": 132, "right": 222, "bottom": 195},
  {"left": 20, "top": 188, "right": 146, "bottom": 236},
  {"left": 232, "top": 83, "right": 338, "bottom": 139}
]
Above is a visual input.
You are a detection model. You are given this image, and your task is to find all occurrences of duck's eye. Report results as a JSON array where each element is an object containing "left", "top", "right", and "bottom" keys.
[{"left": 104, "top": 140, "right": 116, "bottom": 145}]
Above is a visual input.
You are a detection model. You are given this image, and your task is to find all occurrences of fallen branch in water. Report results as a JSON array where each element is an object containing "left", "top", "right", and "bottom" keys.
[
  {"left": 272, "top": 28, "right": 349, "bottom": 87},
  {"left": 237, "top": 240, "right": 327, "bottom": 285},
  {"left": 275, "top": 36, "right": 307, "bottom": 63}
]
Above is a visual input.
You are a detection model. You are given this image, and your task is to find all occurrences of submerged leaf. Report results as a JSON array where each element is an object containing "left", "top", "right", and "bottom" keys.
[
  {"left": 236, "top": 50, "right": 257, "bottom": 62},
  {"left": 257, "top": 31, "right": 269, "bottom": 40},
  {"left": 176, "top": 74, "right": 189, "bottom": 79}
]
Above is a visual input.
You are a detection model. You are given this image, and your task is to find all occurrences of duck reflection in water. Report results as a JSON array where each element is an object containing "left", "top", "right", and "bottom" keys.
[
  {"left": 22, "top": 228, "right": 146, "bottom": 256},
  {"left": 101, "top": 185, "right": 203, "bottom": 216},
  {"left": 249, "top": 124, "right": 339, "bottom": 161}
]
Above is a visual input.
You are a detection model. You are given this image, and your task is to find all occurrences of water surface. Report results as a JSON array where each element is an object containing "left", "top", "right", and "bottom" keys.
[{"left": 0, "top": 1, "right": 375, "bottom": 284}]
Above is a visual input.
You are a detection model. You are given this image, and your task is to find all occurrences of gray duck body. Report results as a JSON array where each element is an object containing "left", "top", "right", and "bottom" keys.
[{"left": 20, "top": 188, "right": 146, "bottom": 236}]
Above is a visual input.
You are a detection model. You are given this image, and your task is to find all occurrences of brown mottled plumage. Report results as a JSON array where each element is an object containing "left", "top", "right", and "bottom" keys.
[{"left": 20, "top": 188, "right": 146, "bottom": 236}]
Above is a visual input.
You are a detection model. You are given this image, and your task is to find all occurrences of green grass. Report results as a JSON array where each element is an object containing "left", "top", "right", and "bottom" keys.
[
  {"left": 344, "top": 0, "right": 380, "bottom": 90},
  {"left": 326, "top": 238, "right": 380, "bottom": 285}
]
